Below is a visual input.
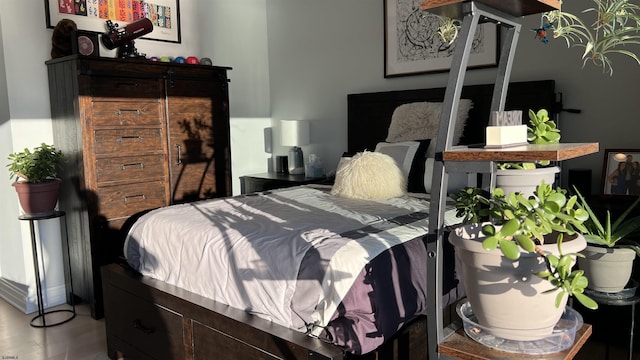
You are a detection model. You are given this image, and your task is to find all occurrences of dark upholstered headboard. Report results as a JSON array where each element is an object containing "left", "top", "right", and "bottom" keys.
[{"left": 347, "top": 80, "right": 558, "bottom": 154}]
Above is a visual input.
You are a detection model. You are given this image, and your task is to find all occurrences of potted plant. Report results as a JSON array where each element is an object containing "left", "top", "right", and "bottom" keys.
[
  {"left": 7, "top": 143, "right": 65, "bottom": 216},
  {"left": 574, "top": 188, "right": 640, "bottom": 293},
  {"left": 542, "top": 0, "right": 640, "bottom": 76},
  {"left": 495, "top": 109, "right": 562, "bottom": 196},
  {"left": 450, "top": 183, "right": 597, "bottom": 341}
]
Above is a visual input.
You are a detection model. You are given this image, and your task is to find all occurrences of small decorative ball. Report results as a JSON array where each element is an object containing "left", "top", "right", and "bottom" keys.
[
  {"left": 159, "top": 56, "right": 171, "bottom": 62},
  {"left": 186, "top": 56, "right": 199, "bottom": 64},
  {"left": 174, "top": 56, "right": 186, "bottom": 64},
  {"left": 200, "top": 57, "right": 213, "bottom": 66}
]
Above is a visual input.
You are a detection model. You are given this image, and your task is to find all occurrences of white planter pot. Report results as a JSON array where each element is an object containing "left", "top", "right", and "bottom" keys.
[
  {"left": 578, "top": 245, "right": 636, "bottom": 293},
  {"left": 449, "top": 223, "right": 586, "bottom": 341},
  {"left": 496, "top": 166, "right": 560, "bottom": 197}
]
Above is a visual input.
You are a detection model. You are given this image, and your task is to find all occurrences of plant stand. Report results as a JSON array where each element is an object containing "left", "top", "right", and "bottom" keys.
[
  {"left": 583, "top": 285, "right": 640, "bottom": 360},
  {"left": 419, "top": 1, "right": 598, "bottom": 358},
  {"left": 20, "top": 211, "right": 76, "bottom": 327}
]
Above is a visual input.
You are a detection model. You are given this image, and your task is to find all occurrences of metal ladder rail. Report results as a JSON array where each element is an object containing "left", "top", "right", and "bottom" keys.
[{"left": 425, "top": 2, "right": 523, "bottom": 359}]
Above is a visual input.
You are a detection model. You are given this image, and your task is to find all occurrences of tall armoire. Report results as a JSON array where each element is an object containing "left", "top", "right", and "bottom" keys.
[{"left": 46, "top": 55, "right": 232, "bottom": 318}]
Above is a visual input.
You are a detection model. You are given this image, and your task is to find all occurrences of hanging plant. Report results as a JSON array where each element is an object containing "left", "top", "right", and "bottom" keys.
[
  {"left": 423, "top": 0, "right": 640, "bottom": 75},
  {"left": 542, "top": 0, "right": 640, "bottom": 75}
]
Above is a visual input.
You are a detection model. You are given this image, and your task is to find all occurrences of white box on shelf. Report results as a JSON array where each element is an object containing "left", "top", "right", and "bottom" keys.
[{"left": 485, "top": 125, "right": 527, "bottom": 148}]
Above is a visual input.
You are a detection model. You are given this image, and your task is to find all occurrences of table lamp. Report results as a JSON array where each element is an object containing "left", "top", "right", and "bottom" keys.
[{"left": 281, "top": 120, "right": 309, "bottom": 175}]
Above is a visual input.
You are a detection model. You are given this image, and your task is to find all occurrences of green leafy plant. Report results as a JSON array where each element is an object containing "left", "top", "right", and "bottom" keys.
[
  {"left": 543, "top": 0, "right": 640, "bottom": 75},
  {"left": 527, "top": 108, "right": 561, "bottom": 144},
  {"left": 497, "top": 109, "right": 560, "bottom": 170},
  {"left": 574, "top": 187, "right": 640, "bottom": 254},
  {"left": 7, "top": 143, "right": 64, "bottom": 183},
  {"left": 451, "top": 183, "right": 598, "bottom": 309}
]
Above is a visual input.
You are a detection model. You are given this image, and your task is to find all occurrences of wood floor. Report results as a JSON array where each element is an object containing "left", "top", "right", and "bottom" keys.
[
  {"left": 0, "top": 296, "right": 637, "bottom": 360},
  {"left": 0, "top": 299, "right": 108, "bottom": 360}
]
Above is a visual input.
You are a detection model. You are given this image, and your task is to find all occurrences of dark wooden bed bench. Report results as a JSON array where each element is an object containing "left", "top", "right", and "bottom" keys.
[{"left": 102, "top": 262, "right": 437, "bottom": 359}]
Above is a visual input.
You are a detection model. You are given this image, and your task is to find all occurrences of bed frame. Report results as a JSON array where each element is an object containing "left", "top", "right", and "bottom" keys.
[{"left": 102, "top": 80, "right": 558, "bottom": 360}]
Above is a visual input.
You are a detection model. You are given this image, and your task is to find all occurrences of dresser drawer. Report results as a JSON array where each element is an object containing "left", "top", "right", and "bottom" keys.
[
  {"left": 94, "top": 128, "right": 163, "bottom": 155},
  {"left": 92, "top": 100, "right": 162, "bottom": 127},
  {"left": 97, "top": 181, "right": 166, "bottom": 220},
  {"left": 96, "top": 155, "right": 165, "bottom": 184},
  {"left": 104, "top": 284, "right": 185, "bottom": 360},
  {"left": 91, "top": 77, "right": 162, "bottom": 99}
]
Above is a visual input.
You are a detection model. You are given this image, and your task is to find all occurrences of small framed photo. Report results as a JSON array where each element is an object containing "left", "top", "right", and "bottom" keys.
[{"left": 601, "top": 149, "right": 640, "bottom": 196}]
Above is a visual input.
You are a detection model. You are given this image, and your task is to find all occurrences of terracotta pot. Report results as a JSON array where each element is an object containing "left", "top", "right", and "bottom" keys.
[
  {"left": 578, "top": 245, "right": 636, "bottom": 293},
  {"left": 449, "top": 223, "right": 586, "bottom": 341},
  {"left": 12, "top": 179, "right": 61, "bottom": 216}
]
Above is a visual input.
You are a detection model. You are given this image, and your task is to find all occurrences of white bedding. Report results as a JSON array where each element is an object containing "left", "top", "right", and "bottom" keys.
[{"left": 124, "top": 185, "right": 461, "bottom": 335}]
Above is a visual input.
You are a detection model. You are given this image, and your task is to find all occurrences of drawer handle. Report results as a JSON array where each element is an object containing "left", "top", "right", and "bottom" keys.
[
  {"left": 116, "top": 82, "right": 140, "bottom": 89},
  {"left": 120, "top": 163, "right": 145, "bottom": 170},
  {"left": 132, "top": 319, "right": 155, "bottom": 335},
  {"left": 123, "top": 194, "right": 146, "bottom": 203},
  {"left": 115, "top": 109, "right": 142, "bottom": 116},
  {"left": 175, "top": 144, "right": 182, "bottom": 165},
  {"left": 117, "top": 135, "right": 144, "bottom": 143}
]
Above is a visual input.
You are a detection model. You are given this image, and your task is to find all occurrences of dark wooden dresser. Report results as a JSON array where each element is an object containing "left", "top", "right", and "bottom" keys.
[{"left": 46, "top": 55, "right": 232, "bottom": 318}]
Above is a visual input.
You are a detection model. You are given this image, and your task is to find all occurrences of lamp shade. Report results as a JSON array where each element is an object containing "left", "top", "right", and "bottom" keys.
[{"left": 280, "top": 120, "right": 310, "bottom": 147}]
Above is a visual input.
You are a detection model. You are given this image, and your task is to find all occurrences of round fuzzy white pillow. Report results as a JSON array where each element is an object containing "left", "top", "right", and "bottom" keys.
[{"left": 331, "top": 151, "right": 407, "bottom": 200}]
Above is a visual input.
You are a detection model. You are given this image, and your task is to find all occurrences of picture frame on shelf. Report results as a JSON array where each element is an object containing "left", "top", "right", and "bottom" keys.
[
  {"left": 601, "top": 148, "right": 640, "bottom": 196},
  {"left": 44, "top": 0, "right": 181, "bottom": 43},
  {"left": 384, "top": 0, "right": 498, "bottom": 77},
  {"left": 71, "top": 30, "right": 100, "bottom": 57}
]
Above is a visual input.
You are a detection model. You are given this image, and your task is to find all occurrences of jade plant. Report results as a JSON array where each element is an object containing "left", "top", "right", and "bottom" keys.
[
  {"left": 451, "top": 183, "right": 598, "bottom": 310},
  {"left": 7, "top": 143, "right": 64, "bottom": 183},
  {"left": 497, "top": 108, "right": 560, "bottom": 170}
]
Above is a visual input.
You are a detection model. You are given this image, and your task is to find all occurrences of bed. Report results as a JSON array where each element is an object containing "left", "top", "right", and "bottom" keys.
[{"left": 101, "top": 80, "right": 558, "bottom": 360}]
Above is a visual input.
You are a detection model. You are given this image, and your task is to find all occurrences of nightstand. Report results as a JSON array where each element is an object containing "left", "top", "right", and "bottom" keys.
[{"left": 239, "top": 172, "right": 328, "bottom": 194}]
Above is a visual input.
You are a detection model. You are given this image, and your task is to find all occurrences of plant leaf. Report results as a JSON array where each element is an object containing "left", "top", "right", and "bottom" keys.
[{"left": 499, "top": 239, "right": 520, "bottom": 260}]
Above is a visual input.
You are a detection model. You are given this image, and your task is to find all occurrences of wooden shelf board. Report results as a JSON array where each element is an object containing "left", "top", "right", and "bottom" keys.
[
  {"left": 443, "top": 143, "right": 599, "bottom": 162},
  {"left": 439, "top": 323, "right": 592, "bottom": 360},
  {"left": 420, "top": 0, "right": 560, "bottom": 17}
]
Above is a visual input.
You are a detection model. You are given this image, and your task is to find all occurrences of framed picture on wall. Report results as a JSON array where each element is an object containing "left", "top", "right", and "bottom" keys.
[
  {"left": 45, "top": 0, "right": 181, "bottom": 43},
  {"left": 601, "top": 149, "right": 640, "bottom": 196},
  {"left": 384, "top": 0, "right": 498, "bottom": 77}
]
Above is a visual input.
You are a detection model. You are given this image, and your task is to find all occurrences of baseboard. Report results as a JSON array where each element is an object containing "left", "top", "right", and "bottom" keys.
[
  {"left": 0, "top": 277, "right": 68, "bottom": 314},
  {"left": 0, "top": 277, "right": 29, "bottom": 313}
]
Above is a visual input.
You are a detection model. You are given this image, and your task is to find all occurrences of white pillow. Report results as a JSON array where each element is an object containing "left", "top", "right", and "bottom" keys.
[
  {"left": 386, "top": 99, "right": 473, "bottom": 157},
  {"left": 374, "top": 140, "right": 431, "bottom": 193},
  {"left": 374, "top": 141, "right": 420, "bottom": 176},
  {"left": 331, "top": 151, "right": 407, "bottom": 200}
]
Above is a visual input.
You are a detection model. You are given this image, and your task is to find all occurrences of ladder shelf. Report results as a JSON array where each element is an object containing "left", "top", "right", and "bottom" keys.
[{"left": 421, "top": 1, "right": 597, "bottom": 359}]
